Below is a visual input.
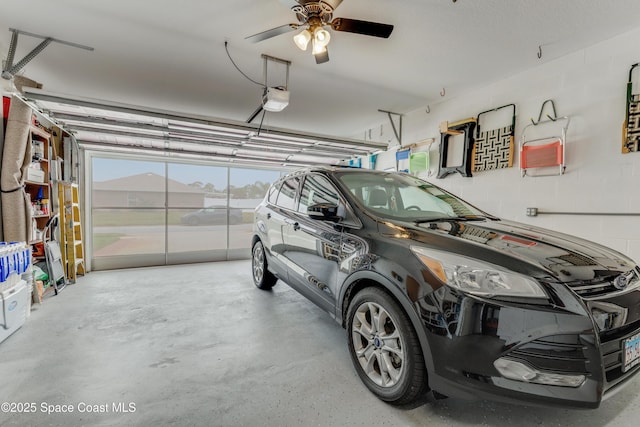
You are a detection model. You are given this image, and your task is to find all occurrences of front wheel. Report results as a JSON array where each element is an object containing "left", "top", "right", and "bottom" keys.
[
  {"left": 252, "top": 241, "right": 277, "bottom": 290},
  {"left": 347, "top": 287, "right": 428, "bottom": 405}
]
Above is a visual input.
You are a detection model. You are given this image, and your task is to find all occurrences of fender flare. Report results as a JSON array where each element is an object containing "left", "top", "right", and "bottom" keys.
[{"left": 338, "top": 270, "right": 436, "bottom": 378}]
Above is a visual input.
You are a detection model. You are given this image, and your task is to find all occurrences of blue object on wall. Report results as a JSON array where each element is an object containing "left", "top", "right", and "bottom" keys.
[
  {"left": 369, "top": 153, "right": 377, "bottom": 169},
  {"left": 396, "top": 149, "right": 410, "bottom": 172},
  {"left": 395, "top": 149, "right": 410, "bottom": 161}
]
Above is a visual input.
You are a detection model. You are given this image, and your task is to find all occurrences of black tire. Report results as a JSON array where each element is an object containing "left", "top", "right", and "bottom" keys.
[
  {"left": 346, "top": 287, "right": 428, "bottom": 405},
  {"left": 252, "top": 241, "right": 277, "bottom": 290}
]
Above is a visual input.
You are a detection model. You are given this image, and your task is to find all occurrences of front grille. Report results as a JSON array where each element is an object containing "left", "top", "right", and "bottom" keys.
[
  {"left": 509, "top": 335, "right": 589, "bottom": 374},
  {"left": 565, "top": 268, "right": 640, "bottom": 299}
]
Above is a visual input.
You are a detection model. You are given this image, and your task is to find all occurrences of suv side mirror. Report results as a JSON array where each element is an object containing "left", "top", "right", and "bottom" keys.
[{"left": 307, "top": 203, "right": 342, "bottom": 222}]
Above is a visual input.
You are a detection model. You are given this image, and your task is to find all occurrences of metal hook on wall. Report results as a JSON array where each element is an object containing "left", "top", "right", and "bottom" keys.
[
  {"left": 440, "top": 88, "right": 446, "bottom": 97},
  {"left": 426, "top": 105, "right": 431, "bottom": 114},
  {"left": 537, "top": 45, "right": 542, "bottom": 59},
  {"left": 531, "top": 99, "right": 558, "bottom": 125}
]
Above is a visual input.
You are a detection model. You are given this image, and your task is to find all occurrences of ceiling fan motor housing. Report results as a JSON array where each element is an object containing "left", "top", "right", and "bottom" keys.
[{"left": 291, "top": 1, "right": 337, "bottom": 25}]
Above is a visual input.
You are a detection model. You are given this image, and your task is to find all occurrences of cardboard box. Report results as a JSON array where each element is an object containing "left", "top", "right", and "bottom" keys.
[{"left": 26, "top": 168, "right": 44, "bottom": 183}]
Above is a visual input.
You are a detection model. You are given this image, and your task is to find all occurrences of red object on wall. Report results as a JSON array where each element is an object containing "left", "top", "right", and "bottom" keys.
[
  {"left": 520, "top": 140, "right": 563, "bottom": 169},
  {"left": 2, "top": 96, "right": 10, "bottom": 120}
]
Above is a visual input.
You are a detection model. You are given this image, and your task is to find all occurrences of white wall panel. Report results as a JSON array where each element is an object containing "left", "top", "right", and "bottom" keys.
[{"left": 371, "top": 26, "right": 640, "bottom": 263}]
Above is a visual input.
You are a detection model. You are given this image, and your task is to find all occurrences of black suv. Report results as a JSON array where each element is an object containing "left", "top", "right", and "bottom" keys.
[{"left": 251, "top": 167, "right": 640, "bottom": 408}]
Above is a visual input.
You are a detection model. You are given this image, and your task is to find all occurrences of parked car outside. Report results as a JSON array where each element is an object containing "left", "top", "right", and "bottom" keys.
[
  {"left": 181, "top": 206, "right": 243, "bottom": 225},
  {"left": 251, "top": 166, "right": 640, "bottom": 408}
]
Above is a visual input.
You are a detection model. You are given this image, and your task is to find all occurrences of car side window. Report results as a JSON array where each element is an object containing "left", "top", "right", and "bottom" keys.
[
  {"left": 267, "top": 183, "right": 279, "bottom": 204},
  {"left": 297, "top": 174, "right": 340, "bottom": 214},
  {"left": 275, "top": 177, "right": 299, "bottom": 210}
]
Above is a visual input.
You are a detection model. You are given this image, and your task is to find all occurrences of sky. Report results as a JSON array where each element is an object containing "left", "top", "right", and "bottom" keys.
[{"left": 92, "top": 158, "right": 282, "bottom": 187}]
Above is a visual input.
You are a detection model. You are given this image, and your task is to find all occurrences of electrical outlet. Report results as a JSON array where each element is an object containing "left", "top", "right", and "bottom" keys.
[{"left": 526, "top": 207, "right": 538, "bottom": 217}]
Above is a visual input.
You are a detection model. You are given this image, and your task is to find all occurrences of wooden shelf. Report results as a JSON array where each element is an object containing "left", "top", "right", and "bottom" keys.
[
  {"left": 24, "top": 180, "right": 47, "bottom": 186},
  {"left": 25, "top": 125, "right": 53, "bottom": 245},
  {"left": 30, "top": 125, "right": 51, "bottom": 139}
]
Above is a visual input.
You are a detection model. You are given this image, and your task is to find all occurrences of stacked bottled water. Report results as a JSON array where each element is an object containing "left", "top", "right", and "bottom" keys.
[{"left": 0, "top": 242, "right": 31, "bottom": 293}]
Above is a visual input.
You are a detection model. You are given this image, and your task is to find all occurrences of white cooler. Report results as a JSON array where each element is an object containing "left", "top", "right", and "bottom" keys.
[{"left": 1, "top": 279, "right": 29, "bottom": 344}]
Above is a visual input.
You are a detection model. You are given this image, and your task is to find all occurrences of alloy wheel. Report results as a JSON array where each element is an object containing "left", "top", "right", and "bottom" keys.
[
  {"left": 252, "top": 243, "right": 264, "bottom": 284},
  {"left": 351, "top": 301, "right": 405, "bottom": 387}
]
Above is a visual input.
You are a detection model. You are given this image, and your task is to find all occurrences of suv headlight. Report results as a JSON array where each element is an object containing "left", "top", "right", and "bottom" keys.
[{"left": 410, "top": 246, "right": 546, "bottom": 298}]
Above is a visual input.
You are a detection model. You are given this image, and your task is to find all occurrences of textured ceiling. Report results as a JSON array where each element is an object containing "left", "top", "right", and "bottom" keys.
[{"left": 2, "top": 0, "right": 640, "bottom": 139}]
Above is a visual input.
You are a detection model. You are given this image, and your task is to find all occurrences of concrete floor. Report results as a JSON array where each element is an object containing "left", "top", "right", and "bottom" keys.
[{"left": 1, "top": 260, "right": 640, "bottom": 426}]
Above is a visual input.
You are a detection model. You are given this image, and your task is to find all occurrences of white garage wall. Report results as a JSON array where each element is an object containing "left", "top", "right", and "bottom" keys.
[{"left": 370, "top": 26, "right": 640, "bottom": 263}]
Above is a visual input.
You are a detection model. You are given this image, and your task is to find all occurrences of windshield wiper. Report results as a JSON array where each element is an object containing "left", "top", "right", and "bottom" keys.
[{"left": 414, "top": 216, "right": 493, "bottom": 224}]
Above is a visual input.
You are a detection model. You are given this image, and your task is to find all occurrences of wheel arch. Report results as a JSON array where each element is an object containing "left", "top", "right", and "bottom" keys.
[{"left": 338, "top": 270, "right": 436, "bottom": 378}]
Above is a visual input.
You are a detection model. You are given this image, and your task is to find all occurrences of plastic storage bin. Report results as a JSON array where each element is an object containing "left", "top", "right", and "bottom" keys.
[{"left": 1, "top": 242, "right": 31, "bottom": 344}]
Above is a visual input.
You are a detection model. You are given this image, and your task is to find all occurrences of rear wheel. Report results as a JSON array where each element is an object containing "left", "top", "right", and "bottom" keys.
[
  {"left": 347, "top": 287, "right": 428, "bottom": 405},
  {"left": 252, "top": 241, "right": 277, "bottom": 290}
]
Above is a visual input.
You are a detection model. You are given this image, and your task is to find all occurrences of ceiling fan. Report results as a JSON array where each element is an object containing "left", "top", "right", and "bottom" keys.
[{"left": 245, "top": 0, "right": 394, "bottom": 64}]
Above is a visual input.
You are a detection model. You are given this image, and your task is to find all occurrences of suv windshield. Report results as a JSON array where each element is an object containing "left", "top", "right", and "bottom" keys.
[{"left": 336, "top": 171, "right": 487, "bottom": 221}]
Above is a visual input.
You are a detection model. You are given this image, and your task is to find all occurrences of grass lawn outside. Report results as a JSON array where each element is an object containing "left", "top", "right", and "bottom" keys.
[{"left": 93, "top": 233, "right": 125, "bottom": 252}]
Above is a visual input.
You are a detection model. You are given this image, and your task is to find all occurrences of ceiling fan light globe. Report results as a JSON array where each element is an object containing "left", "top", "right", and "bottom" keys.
[
  {"left": 293, "top": 29, "right": 312, "bottom": 51},
  {"left": 311, "top": 38, "right": 328, "bottom": 55},
  {"left": 313, "top": 28, "right": 331, "bottom": 47}
]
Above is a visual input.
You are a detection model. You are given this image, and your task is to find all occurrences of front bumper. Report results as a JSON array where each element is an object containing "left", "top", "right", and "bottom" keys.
[{"left": 416, "top": 284, "right": 640, "bottom": 408}]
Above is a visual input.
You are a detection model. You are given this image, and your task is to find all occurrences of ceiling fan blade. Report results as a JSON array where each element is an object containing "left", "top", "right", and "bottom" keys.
[
  {"left": 331, "top": 18, "right": 394, "bottom": 38},
  {"left": 245, "top": 24, "right": 298, "bottom": 43},
  {"left": 314, "top": 48, "right": 330, "bottom": 64}
]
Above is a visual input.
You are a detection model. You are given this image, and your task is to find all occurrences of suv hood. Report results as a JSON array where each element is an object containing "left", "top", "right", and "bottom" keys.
[{"left": 407, "top": 218, "right": 636, "bottom": 284}]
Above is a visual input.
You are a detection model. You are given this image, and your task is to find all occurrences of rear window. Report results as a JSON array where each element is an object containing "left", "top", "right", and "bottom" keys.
[
  {"left": 267, "top": 183, "right": 279, "bottom": 204},
  {"left": 275, "top": 177, "right": 299, "bottom": 210}
]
